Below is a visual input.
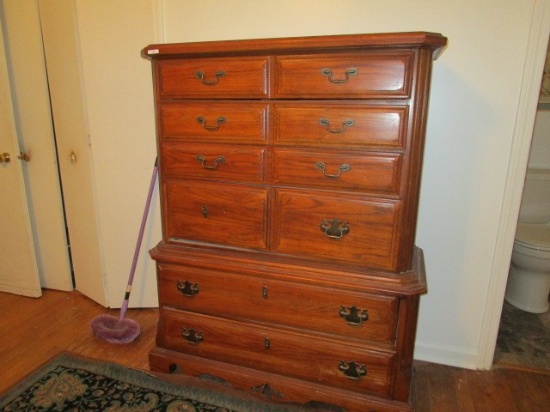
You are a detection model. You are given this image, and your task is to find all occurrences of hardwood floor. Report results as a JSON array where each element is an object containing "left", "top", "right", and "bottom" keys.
[
  {"left": 0, "top": 289, "right": 157, "bottom": 394},
  {"left": 1, "top": 289, "right": 549, "bottom": 411}
]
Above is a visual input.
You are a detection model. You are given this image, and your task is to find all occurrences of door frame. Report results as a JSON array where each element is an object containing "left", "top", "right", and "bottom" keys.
[{"left": 478, "top": 0, "right": 550, "bottom": 369}]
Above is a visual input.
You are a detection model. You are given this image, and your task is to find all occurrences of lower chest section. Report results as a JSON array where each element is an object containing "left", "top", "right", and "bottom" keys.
[{"left": 151, "top": 251, "right": 422, "bottom": 410}]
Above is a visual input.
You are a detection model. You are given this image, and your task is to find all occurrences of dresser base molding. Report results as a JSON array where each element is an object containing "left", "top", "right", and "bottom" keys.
[{"left": 150, "top": 348, "right": 414, "bottom": 412}]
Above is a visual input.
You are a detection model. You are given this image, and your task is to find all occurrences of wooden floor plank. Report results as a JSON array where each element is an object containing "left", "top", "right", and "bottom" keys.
[
  {"left": 453, "top": 368, "right": 477, "bottom": 412},
  {"left": 412, "top": 362, "right": 432, "bottom": 411},
  {"left": 1, "top": 289, "right": 549, "bottom": 412},
  {"left": 0, "top": 290, "right": 157, "bottom": 394},
  {"left": 427, "top": 362, "right": 460, "bottom": 412}
]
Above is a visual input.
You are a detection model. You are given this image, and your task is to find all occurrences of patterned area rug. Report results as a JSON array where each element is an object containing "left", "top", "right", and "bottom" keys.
[
  {"left": 0, "top": 353, "right": 310, "bottom": 412},
  {"left": 494, "top": 301, "right": 550, "bottom": 371}
]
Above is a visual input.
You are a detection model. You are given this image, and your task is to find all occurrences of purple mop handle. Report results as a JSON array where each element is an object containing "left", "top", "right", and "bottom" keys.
[{"left": 119, "top": 161, "right": 158, "bottom": 321}]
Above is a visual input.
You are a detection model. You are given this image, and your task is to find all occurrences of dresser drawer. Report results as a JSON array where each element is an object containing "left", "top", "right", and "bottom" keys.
[
  {"left": 157, "top": 57, "right": 270, "bottom": 98},
  {"left": 273, "top": 104, "right": 408, "bottom": 148},
  {"left": 275, "top": 52, "right": 414, "bottom": 98},
  {"left": 273, "top": 189, "right": 401, "bottom": 270},
  {"left": 159, "top": 308, "right": 395, "bottom": 397},
  {"left": 165, "top": 180, "right": 268, "bottom": 250},
  {"left": 271, "top": 148, "right": 402, "bottom": 196},
  {"left": 160, "top": 102, "right": 268, "bottom": 143},
  {"left": 162, "top": 142, "right": 266, "bottom": 183},
  {"left": 158, "top": 263, "right": 399, "bottom": 345}
]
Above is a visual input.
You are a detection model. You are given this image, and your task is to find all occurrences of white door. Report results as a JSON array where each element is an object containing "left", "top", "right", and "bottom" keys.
[
  {"left": 0, "top": 17, "right": 42, "bottom": 298},
  {"left": 1, "top": 0, "right": 73, "bottom": 291},
  {"left": 38, "top": 0, "right": 108, "bottom": 306},
  {"left": 0, "top": 0, "right": 107, "bottom": 305}
]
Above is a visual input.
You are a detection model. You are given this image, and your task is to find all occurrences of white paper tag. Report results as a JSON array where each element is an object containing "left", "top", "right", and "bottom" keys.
[{"left": 147, "top": 49, "right": 160, "bottom": 55}]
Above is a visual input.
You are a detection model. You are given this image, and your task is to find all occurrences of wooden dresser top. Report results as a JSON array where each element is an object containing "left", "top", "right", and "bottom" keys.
[{"left": 142, "top": 31, "right": 447, "bottom": 60}]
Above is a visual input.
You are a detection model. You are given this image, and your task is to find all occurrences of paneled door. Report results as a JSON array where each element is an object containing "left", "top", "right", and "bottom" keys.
[
  {"left": 0, "top": 18, "right": 42, "bottom": 297},
  {"left": 0, "top": 0, "right": 108, "bottom": 306},
  {"left": 1, "top": 0, "right": 73, "bottom": 291}
]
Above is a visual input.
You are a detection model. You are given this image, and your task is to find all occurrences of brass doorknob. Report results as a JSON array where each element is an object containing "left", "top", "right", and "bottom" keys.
[
  {"left": 18, "top": 152, "right": 30, "bottom": 162},
  {"left": 0, "top": 152, "right": 10, "bottom": 163}
]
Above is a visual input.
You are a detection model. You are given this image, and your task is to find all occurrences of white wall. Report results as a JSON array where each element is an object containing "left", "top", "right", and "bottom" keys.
[
  {"left": 74, "top": 0, "right": 160, "bottom": 307},
  {"left": 157, "top": 0, "right": 546, "bottom": 368}
]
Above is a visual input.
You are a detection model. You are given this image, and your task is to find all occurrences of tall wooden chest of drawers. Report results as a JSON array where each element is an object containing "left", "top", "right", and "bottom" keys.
[{"left": 143, "top": 32, "right": 447, "bottom": 412}]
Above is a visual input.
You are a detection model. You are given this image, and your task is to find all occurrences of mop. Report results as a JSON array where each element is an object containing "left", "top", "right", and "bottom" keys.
[{"left": 90, "top": 160, "right": 158, "bottom": 344}]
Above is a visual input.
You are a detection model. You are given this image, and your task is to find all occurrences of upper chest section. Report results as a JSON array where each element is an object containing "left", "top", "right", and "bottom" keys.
[{"left": 143, "top": 32, "right": 447, "bottom": 100}]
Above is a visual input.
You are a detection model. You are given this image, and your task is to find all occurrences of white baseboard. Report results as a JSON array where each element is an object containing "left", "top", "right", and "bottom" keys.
[
  {"left": 414, "top": 341, "right": 479, "bottom": 369},
  {"left": 0, "top": 283, "right": 41, "bottom": 298}
]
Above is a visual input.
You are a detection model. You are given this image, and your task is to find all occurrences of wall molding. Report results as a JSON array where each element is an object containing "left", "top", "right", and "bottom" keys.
[{"left": 152, "top": 0, "right": 166, "bottom": 43}]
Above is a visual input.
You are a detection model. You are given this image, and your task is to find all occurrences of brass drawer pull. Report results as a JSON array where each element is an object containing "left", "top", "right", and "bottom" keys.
[
  {"left": 316, "top": 162, "right": 351, "bottom": 178},
  {"left": 339, "top": 306, "right": 368, "bottom": 325},
  {"left": 318, "top": 118, "right": 355, "bottom": 133},
  {"left": 181, "top": 328, "right": 204, "bottom": 344},
  {"left": 197, "top": 115, "right": 226, "bottom": 131},
  {"left": 195, "top": 70, "right": 226, "bottom": 85},
  {"left": 177, "top": 280, "right": 200, "bottom": 297},
  {"left": 320, "top": 219, "right": 350, "bottom": 239},
  {"left": 196, "top": 155, "right": 225, "bottom": 170},
  {"left": 321, "top": 67, "right": 358, "bottom": 84},
  {"left": 339, "top": 361, "right": 367, "bottom": 380}
]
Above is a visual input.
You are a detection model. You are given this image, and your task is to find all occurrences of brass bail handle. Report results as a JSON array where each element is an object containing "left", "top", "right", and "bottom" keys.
[
  {"left": 197, "top": 116, "right": 226, "bottom": 131},
  {"left": 177, "top": 280, "right": 200, "bottom": 297},
  {"left": 318, "top": 118, "right": 355, "bottom": 134},
  {"left": 321, "top": 67, "right": 358, "bottom": 84},
  {"left": 320, "top": 219, "right": 350, "bottom": 239},
  {"left": 316, "top": 162, "right": 351, "bottom": 178},
  {"left": 196, "top": 154, "right": 225, "bottom": 170},
  {"left": 195, "top": 70, "right": 226, "bottom": 85},
  {"left": 181, "top": 327, "right": 204, "bottom": 344},
  {"left": 339, "top": 361, "right": 367, "bottom": 380},
  {"left": 339, "top": 305, "right": 369, "bottom": 325}
]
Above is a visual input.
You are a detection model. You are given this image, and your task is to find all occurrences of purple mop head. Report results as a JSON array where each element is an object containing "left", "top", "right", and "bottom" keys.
[
  {"left": 89, "top": 162, "right": 157, "bottom": 345},
  {"left": 90, "top": 314, "right": 140, "bottom": 344}
]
